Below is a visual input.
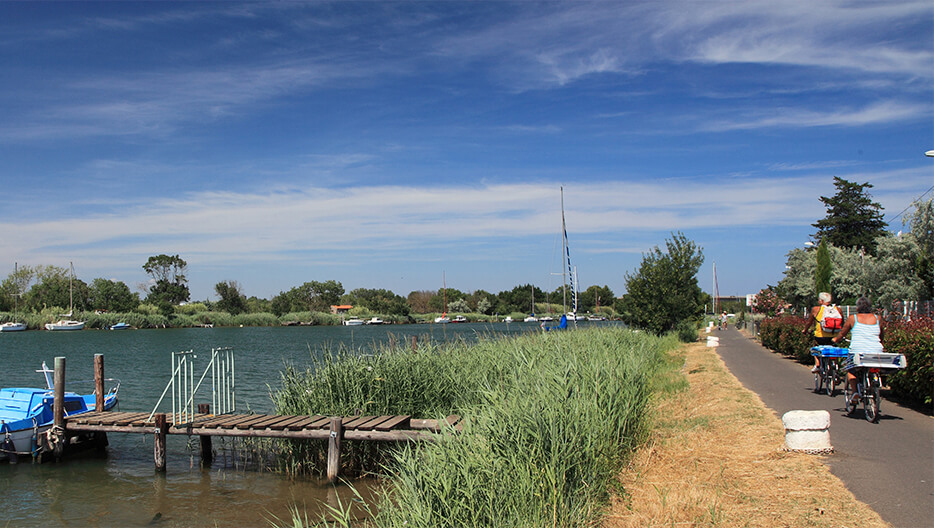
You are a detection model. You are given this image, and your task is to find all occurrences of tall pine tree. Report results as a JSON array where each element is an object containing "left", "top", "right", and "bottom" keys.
[{"left": 812, "top": 176, "right": 887, "bottom": 254}]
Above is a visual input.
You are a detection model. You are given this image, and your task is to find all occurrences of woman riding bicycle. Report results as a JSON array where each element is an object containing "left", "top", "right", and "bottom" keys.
[{"left": 832, "top": 296, "right": 884, "bottom": 406}]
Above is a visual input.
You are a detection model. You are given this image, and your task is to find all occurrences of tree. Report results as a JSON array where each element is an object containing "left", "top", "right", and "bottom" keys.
[
  {"left": 0, "top": 264, "right": 34, "bottom": 312},
  {"left": 406, "top": 290, "right": 434, "bottom": 314},
  {"left": 24, "top": 267, "right": 90, "bottom": 313},
  {"left": 89, "top": 278, "right": 139, "bottom": 313},
  {"left": 270, "top": 280, "right": 345, "bottom": 315},
  {"left": 496, "top": 284, "right": 545, "bottom": 314},
  {"left": 617, "top": 233, "right": 706, "bottom": 336},
  {"left": 904, "top": 199, "right": 933, "bottom": 301},
  {"left": 812, "top": 176, "right": 887, "bottom": 254},
  {"left": 344, "top": 288, "right": 409, "bottom": 316},
  {"left": 143, "top": 254, "right": 190, "bottom": 309},
  {"left": 215, "top": 280, "right": 247, "bottom": 315},
  {"left": 814, "top": 239, "right": 831, "bottom": 295},
  {"left": 578, "top": 285, "right": 615, "bottom": 313}
]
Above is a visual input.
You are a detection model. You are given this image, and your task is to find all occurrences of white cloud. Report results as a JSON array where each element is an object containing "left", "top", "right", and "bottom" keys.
[{"left": 703, "top": 101, "right": 928, "bottom": 131}]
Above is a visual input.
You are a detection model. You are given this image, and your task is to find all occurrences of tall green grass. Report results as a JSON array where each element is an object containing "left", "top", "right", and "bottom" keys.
[{"left": 272, "top": 327, "right": 678, "bottom": 527}]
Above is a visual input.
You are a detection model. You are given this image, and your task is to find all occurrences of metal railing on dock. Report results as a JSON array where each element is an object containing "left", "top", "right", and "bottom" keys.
[{"left": 148, "top": 347, "right": 235, "bottom": 425}]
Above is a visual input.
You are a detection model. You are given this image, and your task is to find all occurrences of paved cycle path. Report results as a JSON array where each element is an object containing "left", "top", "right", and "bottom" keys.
[{"left": 713, "top": 327, "right": 933, "bottom": 528}]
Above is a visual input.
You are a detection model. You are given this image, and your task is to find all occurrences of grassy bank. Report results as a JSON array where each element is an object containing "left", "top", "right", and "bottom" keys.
[
  {"left": 604, "top": 340, "right": 889, "bottom": 528},
  {"left": 272, "top": 327, "right": 679, "bottom": 527}
]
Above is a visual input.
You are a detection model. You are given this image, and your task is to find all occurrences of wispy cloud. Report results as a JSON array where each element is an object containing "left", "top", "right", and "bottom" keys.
[{"left": 702, "top": 101, "right": 928, "bottom": 131}]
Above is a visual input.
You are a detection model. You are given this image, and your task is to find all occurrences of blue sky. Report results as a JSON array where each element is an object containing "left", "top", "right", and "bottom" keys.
[{"left": 1, "top": 1, "right": 931, "bottom": 302}]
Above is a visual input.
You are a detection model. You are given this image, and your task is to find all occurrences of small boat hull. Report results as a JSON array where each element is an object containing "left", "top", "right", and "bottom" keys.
[
  {"left": 44, "top": 320, "right": 85, "bottom": 331},
  {"left": 0, "top": 386, "right": 118, "bottom": 461},
  {"left": 109, "top": 323, "right": 131, "bottom": 330},
  {"left": 0, "top": 322, "right": 26, "bottom": 332}
]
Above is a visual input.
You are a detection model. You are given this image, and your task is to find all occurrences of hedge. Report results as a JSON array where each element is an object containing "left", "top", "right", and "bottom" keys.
[{"left": 758, "top": 315, "right": 933, "bottom": 405}]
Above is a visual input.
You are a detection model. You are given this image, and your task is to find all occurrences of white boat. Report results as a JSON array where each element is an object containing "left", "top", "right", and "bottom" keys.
[
  {"left": 0, "top": 322, "right": 26, "bottom": 332},
  {"left": 109, "top": 322, "right": 131, "bottom": 330},
  {"left": 434, "top": 316, "right": 451, "bottom": 324},
  {"left": 504, "top": 316, "right": 514, "bottom": 323},
  {"left": 366, "top": 317, "right": 384, "bottom": 325},
  {"left": 1, "top": 263, "right": 27, "bottom": 332},
  {"left": 45, "top": 262, "right": 84, "bottom": 332},
  {"left": 343, "top": 318, "right": 365, "bottom": 326},
  {"left": 524, "top": 315, "right": 539, "bottom": 322},
  {"left": 452, "top": 315, "right": 468, "bottom": 323},
  {"left": 539, "top": 315, "right": 554, "bottom": 322},
  {"left": 44, "top": 320, "right": 85, "bottom": 331}
]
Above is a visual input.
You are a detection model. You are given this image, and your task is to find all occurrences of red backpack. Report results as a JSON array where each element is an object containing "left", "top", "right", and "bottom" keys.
[{"left": 820, "top": 305, "right": 843, "bottom": 333}]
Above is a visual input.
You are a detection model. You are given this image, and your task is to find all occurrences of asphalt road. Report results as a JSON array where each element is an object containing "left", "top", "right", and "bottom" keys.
[{"left": 713, "top": 327, "right": 933, "bottom": 528}]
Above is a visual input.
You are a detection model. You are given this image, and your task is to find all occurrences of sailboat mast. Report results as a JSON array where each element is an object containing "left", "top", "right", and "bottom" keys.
[
  {"left": 69, "top": 261, "right": 74, "bottom": 315},
  {"left": 561, "top": 187, "right": 569, "bottom": 313}
]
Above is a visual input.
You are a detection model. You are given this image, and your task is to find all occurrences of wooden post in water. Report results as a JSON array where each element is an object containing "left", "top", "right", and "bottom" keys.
[
  {"left": 94, "top": 354, "right": 105, "bottom": 412},
  {"left": 52, "top": 356, "right": 66, "bottom": 459},
  {"left": 154, "top": 413, "right": 168, "bottom": 472},
  {"left": 327, "top": 416, "right": 343, "bottom": 483},
  {"left": 411, "top": 335, "right": 418, "bottom": 352},
  {"left": 198, "top": 403, "right": 213, "bottom": 466}
]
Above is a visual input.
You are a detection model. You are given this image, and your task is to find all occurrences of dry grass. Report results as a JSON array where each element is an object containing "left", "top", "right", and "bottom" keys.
[{"left": 603, "top": 341, "right": 890, "bottom": 528}]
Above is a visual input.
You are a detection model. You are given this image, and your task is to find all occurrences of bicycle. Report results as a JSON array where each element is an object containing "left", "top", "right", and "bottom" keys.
[
  {"left": 810, "top": 345, "right": 846, "bottom": 397},
  {"left": 843, "top": 351, "right": 907, "bottom": 424}
]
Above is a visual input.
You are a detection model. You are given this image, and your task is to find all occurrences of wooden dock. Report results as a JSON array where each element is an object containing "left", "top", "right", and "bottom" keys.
[
  {"left": 46, "top": 353, "right": 461, "bottom": 481},
  {"left": 64, "top": 410, "right": 461, "bottom": 480},
  {"left": 66, "top": 411, "right": 461, "bottom": 440}
]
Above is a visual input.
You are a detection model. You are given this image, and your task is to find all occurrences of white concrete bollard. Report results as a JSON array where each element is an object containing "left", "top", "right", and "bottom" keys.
[{"left": 782, "top": 410, "right": 832, "bottom": 454}]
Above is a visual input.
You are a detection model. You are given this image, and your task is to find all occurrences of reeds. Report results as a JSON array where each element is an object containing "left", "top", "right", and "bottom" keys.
[{"left": 272, "top": 327, "right": 678, "bottom": 527}]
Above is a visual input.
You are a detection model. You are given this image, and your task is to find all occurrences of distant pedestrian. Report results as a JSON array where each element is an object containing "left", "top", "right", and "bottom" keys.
[{"left": 720, "top": 311, "right": 728, "bottom": 330}]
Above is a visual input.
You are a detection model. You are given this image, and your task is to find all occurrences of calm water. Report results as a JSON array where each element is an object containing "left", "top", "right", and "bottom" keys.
[{"left": 0, "top": 322, "right": 545, "bottom": 527}]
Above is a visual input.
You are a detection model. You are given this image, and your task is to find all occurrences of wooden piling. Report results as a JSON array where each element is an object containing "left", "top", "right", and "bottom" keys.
[
  {"left": 52, "top": 357, "right": 66, "bottom": 459},
  {"left": 411, "top": 335, "right": 418, "bottom": 351},
  {"left": 198, "top": 403, "right": 213, "bottom": 466},
  {"left": 327, "top": 416, "right": 343, "bottom": 483},
  {"left": 94, "top": 354, "right": 105, "bottom": 412},
  {"left": 154, "top": 413, "right": 168, "bottom": 472}
]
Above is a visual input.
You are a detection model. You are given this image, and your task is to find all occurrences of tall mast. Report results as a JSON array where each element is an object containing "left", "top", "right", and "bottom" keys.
[
  {"left": 69, "top": 261, "right": 75, "bottom": 316},
  {"left": 561, "top": 187, "right": 571, "bottom": 314}
]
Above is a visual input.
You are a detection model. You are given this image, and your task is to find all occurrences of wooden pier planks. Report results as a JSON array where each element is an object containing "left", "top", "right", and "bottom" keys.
[{"left": 65, "top": 412, "right": 453, "bottom": 436}]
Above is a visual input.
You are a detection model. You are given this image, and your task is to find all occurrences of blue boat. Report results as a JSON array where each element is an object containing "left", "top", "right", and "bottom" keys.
[
  {"left": 109, "top": 322, "right": 131, "bottom": 330},
  {"left": 0, "top": 364, "right": 119, "bottom": 462}
]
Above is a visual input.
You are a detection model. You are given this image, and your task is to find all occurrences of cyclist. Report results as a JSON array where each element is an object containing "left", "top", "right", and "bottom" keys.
[
  {"left": 803, "top": 292, "right": 842, "bottom": 373},
  {"left": 832, "top": 296, "right": 884, "bottom": 405}
]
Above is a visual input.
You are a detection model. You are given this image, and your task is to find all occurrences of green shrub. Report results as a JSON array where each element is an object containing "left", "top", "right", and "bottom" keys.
[
  {"left": 760, "top": 315, "right": 933, "bottom": 405},
  {"left": 882, "top": 317, "right": 934, "bottom": 405},
  {"left": 676, "top": 319, "right": 699, "bottom": 343}
]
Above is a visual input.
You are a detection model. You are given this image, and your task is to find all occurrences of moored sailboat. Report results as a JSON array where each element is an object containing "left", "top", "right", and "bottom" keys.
[{"left": 45, "top": 262, "right": 85, "bottom": 331}]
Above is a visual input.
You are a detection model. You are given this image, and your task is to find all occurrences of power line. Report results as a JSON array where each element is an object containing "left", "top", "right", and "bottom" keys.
[{"left": 886, "top": 183, "right": 934, "bottom": 224}]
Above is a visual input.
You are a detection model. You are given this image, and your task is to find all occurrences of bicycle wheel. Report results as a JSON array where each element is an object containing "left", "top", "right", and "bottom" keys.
[
  {"left": 844, "top": 383, "right": 855, "bottom": 414},
  {"left": 814, "top": 369, "right": 822, "bottom": 393},
  {"left": 864, "top": 373, "right": 881, "bottom": 423},
  {"left": 824, "top": 363, "right": 836, "bottom": 397}
]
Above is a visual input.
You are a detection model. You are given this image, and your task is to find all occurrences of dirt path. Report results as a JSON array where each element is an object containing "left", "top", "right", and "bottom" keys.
[{"left": 603, "top": 341, "right": 889, "bottom": 528}]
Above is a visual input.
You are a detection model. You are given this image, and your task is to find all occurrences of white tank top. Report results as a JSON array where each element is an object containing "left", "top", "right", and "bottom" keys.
[{"left": 849, "top": 316, "right": 883, "bottom": 355}]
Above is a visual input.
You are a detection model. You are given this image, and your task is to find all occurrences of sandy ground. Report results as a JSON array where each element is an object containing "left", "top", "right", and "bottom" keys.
[{"left": 602, "top": 341, "right": 890, "bottom": 528}]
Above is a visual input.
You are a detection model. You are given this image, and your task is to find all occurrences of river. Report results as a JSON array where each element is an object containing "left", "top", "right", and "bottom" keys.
[{"left": 0, "top": 321, "right": 551, "bottom": 527}]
